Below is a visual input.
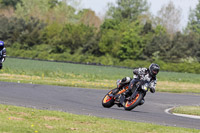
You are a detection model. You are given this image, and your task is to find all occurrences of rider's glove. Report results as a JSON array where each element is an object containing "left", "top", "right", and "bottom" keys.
[{"left": 149, "top": 81, "right": 156, "bottom": 93}]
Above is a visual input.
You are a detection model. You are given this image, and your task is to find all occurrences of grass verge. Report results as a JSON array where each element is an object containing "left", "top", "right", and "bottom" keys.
[
  {"left": 0, "top": 104, "right": 199, "bottom": 133},
  {"left": 1, "top": 58, "right": 200, "bottom": 93},
  {"left": 172, "top": 106, "right": 200, "bottom": 116},
  {"left": 0, "top": 73, "right": 200, "bottom": 93}
]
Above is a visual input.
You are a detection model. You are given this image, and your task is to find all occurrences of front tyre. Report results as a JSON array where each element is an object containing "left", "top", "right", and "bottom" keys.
[
  {"left": 124, "top": 92, "right": 144, "bottom": 111},
  {"left": 102, "top": 89, "right": 116, "bottom": 108}
]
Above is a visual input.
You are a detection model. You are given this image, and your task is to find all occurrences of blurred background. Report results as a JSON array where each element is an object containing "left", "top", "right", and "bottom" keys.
[{"left": 0, "top": 0, "right": 200, "bottom": 73}]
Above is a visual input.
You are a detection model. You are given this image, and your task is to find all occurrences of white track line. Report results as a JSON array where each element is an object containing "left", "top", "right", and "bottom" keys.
[
  {"left": 165, "top": 107, "right": 200, "bottom": 119},
  {"left": 165, "top": 107, "right": 174, "bottom": 114}
]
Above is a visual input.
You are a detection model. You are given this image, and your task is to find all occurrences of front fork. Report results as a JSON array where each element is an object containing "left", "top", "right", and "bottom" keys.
[
  {"left": 128, "top": 79, "right": 140, "bottom": 99},
  {"left": 119, "top": 79, "right": 140, "bottom": 105}
]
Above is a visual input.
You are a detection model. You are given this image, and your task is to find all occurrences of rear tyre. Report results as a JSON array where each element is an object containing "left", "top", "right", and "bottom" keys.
[
  {"left": 102, "top": 89, "right": 117, "bottom": 108},
  {"left": 124, "top": 92, "right": 144, "bottom": 111}
]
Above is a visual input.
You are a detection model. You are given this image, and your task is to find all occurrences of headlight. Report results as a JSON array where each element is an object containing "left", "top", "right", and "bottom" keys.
[{"left": 142, "top": 83, "right": 148, "bottom": 91}]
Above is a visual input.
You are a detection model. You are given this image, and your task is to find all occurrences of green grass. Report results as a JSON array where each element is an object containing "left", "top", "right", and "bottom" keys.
[
  {"left": 158, "top": 71, "right": 200, "bottom": 83},
  {"left": 0, "top": 104, "right": 199, "bottom": 133},
  {"left": 3, "top": 58, "right": 132, "bottom": 80},
  {"left": 1, "top": 58, "right": 200, "bottom": 93},
  {"left": 3, "top": 58, "right": 200, "bottom": 83},
  {"left": 172, "top": 106, "right": 200, "bottom": 116}
]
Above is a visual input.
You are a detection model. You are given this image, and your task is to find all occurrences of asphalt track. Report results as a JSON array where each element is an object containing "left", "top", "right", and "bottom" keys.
[{"left": 0, "top": 81, "right": 200, "bottom": 129}]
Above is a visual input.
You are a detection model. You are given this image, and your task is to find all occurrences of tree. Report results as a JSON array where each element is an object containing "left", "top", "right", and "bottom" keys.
[
  {"left": 106, "top": 0, "right": 149, "bottom": 22},
  {"left": 167, "top": 31, "right": 200, "bottom": 62},
  {"left": 0, "top": 0, "right": 21, "bottom": 9},
  {"left": 98, "top": 28, "right": 121, "bottom": 57},
  {"left": 117, "top": 21, "right": 144, "bottom": 60},
  {"left": 0, "top": 0, "right": 20, "bottom": 17},
  {"left": 155, "top": 1, "right": 182, "bottom": 35},
  {"left": 98, "top": 19, "right": 127, "bottom": 57},
  {"left": 57, "top": 24, "right": 96, "bottom": 54},
  {"left": 185, "top": 0, "right": 200, "bottom": 61},
  {"left": 186, "top": 0, "right": 200, "bottom": 34},
  {"left": 169, "top": 32, "right": 189, "bottom": 60},
  {"left": 182, "top": 32, "right": 200, "bottom": 61},
  {"left": 15, "top": 0, "right": 77, "bottom": 24},
  {"left": 18, "top": 17, "right": 46, "bottom": 48},
  {"left": 78, "top": 9, "right": 102, "bottom": 28},
  {"left": 48, "top": 0, "right": 59, "bottom": 8},
  {"left": 143, "top": 25, "right": 170, "bottom": 60},
  {"left": 82, "top": 32, "right": 102, "bottom": 56},
  {"left": 100, "top": 19, "right": 120, "bottom": 30},
  {"left": 0, "top": 6, "right": 15, "bottom": 17},
  {"left": 0, "top": 16, "right": 45, "bottom": 48}
]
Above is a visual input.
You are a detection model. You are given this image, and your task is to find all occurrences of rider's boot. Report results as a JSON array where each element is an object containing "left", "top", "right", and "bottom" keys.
[
  {"left": 112, "top": 79, "right": 122, "bottom": 95},
  {"left": 116, "top": 79, "right": 122, "bottom": 89},
  {"left": 115, "top": 77, "right": 131, "bottom": 94}
]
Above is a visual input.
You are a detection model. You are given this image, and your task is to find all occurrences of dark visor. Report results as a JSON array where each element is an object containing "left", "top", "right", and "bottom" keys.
[{"left": 153, "top": 69, "right": 158, "bottom": 74}]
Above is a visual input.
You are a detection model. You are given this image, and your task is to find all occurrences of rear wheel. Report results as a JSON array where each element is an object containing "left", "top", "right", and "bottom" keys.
[
  {"left": 102, "top": 89, "right": 117, "bottom": 108},
  {"left": 124, "top": 92, "right": 144, "bottom": 111}
]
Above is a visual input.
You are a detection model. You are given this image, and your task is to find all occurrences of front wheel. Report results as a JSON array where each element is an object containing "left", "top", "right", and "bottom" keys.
[
  {"left": 102, "top": 89, "right": 117, "bottom": 108},
  {"left": 124, "top": 92, "right": 144, "bottom": 111}
]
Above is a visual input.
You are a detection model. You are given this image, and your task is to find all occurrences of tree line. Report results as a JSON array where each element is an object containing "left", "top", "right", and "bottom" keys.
[{"left": 0, "top": 0, "right": 200, "bottom": 73}]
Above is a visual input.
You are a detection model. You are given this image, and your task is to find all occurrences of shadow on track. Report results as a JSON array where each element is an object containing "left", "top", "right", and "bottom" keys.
[{"left": 102, "top": 106, "right": 149, "bottom": 114}]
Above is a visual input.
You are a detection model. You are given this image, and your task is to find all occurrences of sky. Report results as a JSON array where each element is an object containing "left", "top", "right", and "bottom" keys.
[{"left": 80, "top": 0, "right": 199, "bottom": 28}]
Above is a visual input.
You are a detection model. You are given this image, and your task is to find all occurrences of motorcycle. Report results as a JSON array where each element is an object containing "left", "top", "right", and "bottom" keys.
[{"left": 102, "top": 79, "right": 149, "bottom": 111}]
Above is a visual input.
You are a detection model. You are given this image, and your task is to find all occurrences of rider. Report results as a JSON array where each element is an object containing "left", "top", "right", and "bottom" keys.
[
  {"left": 116, "top": 63, "right": 160, "bottom": 105},
  {"left": 0, "top": 41, "right": 6, "bottom": 69}
]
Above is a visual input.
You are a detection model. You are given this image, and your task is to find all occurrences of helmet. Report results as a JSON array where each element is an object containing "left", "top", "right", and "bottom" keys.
[
  {"left": 0, "top": 41, "right": 4, "bottom": 50},
  {"left": 149, "top": 63, "right": 160, "bottom": 77}
]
